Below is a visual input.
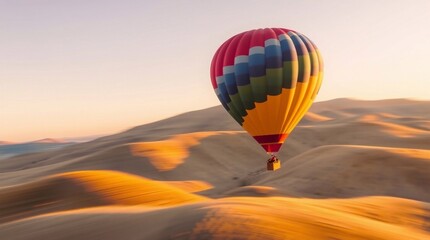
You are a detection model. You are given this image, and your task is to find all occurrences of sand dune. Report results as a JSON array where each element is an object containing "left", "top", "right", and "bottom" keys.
[
  {"left": 0, "top": 170, "right": 206, "bottom": 224},
  {"left": 412, "top": 120, "right": 430, "bottom": 131},
  {"left": 0, "top": 132, "right": 268, "bottom": 195},
  {"left": 163, "top": 180, "right": 213, "bottom": 193},
  {"left": 311, "top": 98, "right": 430, "bottom": 117},
  {"left": 315, "top": 109, "right": 356, "bottom": 119},
  {"left": 358, "top": 115, "right": 428, "bottom": 137},
  {"left": 0, "top": 196, "right": 428, "bottom": 240},
  {"left": 301, "top": 112, "right": 333, "bottom": 124},
  {"left": 130, "top": 131, "right": 241, "bottom": 171},
  {"left": 31, "top": 138, "right": 67, "bottom": 144},
  {"left": 1, "top": 123, "right": 429, "bottom": 191},
  {"left": 254, "top": 145, "right": 430, "bottom": 201},
  {"left": 1, "top": 98, "right": 430, "bottom": 239},
  {"left": 222, "top": 186, "right": 279, "bottom": 197}
]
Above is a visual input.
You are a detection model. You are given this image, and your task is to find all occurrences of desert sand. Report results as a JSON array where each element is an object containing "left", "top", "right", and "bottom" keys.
[{"left": 0, "top": 98, "right": 429, "bottom": 239}]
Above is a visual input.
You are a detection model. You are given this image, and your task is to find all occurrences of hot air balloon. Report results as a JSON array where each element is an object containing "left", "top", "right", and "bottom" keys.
[{"left": 210, "top": 28, "right": 323, "bottom": 171}]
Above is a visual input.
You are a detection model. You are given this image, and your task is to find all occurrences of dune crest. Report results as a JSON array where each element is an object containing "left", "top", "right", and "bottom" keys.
[
  {"left": 190, "top": 197, "right": 430, "bottom": 240},
  {"left": 1, "top": 196, "right": 428, "bottom": 240},
  {"left": 257, "top": 145, "right": 430, "bottom": 201},
  {"left": 163, "top": 180, "right": 213, "bottom": 193},
  {"left": 57, "top": 170, "right": 207, "bottom": 205},
  {"left": 302, "top": 112, "right": 333, "bottom": 123},
  {"left": 0, "top": 170, "right": 206, "bottom": 224},
  {"left": 358, "top": 116, "right": 427, "bottom": 137},
  {"left": 129, "top": 131, "right": 241, "bottom": 171}
]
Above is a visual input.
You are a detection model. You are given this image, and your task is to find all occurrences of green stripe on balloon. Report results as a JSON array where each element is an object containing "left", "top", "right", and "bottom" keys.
[
  {"left": 237, "top": 85, "right": 255, "bottom": 110},
  {"left": 266, "top": 68, "right": 283, "bottom": 95},
  {"left": 250, "top": 76, "right": 267, "bottom": 103},
  {"left": 297, "top": 55, "right": 310, "bottom": 83},
  {"left": 282, "top": 61, "right": 298, "bottom": 89},
  {"left": 227, "top": 104, "right": 244, "bottom": 124},
  {"left": 229, "top": 93, "right": 247, "bottom": 117}
]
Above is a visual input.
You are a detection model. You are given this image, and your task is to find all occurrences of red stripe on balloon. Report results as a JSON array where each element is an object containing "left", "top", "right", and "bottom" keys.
[
  {"left": 212, "top": 35, "right": 236, "bottom": 82},
  {"left": 210, "top": 46, "right": 221, "bottom": 89},
  {"left": 224, "top": 32, "right": 245, "bottom": 66},
  {"left": 253, "top": 134, "right": 288, "bottom": 144},
  {"left": 235, "top": 30, "right": 252, "bottom": 56},
  {"left": 272, "top": 28, "right": 289, "bottom": 37},
  {"left": 250, "top": 28, "right": 265, "bottom": 48},
  {"left": 263, "top": 28, "right": 277, "bottom": 42},
  {"left": 262, "top": 143, "right": 283, "bottom": 153}
]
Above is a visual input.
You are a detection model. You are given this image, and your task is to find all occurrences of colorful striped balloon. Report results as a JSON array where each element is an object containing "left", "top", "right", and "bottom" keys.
[{"left": 210, "top": 28, "right": 323, "bottom": 153}]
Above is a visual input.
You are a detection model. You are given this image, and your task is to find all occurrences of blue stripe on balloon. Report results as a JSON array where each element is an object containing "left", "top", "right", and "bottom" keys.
[
  {"left": 265, "top": 45, "right": 282, "bottom": 68},
  {"left": 249, "top": 53, "right": 265, "bottom": 77},
  {"left": 218, "top": 82, "right": 231, "bottom": 103},
  {"left": 234, "top": 62, "right": 250, "bottom": 86},
  {"left": 224, "top": 73, "right": 238, "bottom": 95},
  {"left": 265, "top": 45, "right": 281, "bottom": 58},
  {"left": 216, "top": 92, "right": 230, "bottom": 110},
  {"left": 266, "top": 57, "right": 282, "bottom": 68},
  {"left": 249, "top": 65, "right": 265, "bottom": 77},
  {"left": 248, "top": 53, "right": 265, "bottom": 66},
  {"left": 280, "top": 39, "right": 294, "bottom": 61},
  {"left": 234, "top": 62, "right": 248, "bottom": 75},
  {"left": 236, "top": 74, "right": 250, "bottom": 86},
  {"left": 290, "top": 35, "right": 304, "bottom": 56}
]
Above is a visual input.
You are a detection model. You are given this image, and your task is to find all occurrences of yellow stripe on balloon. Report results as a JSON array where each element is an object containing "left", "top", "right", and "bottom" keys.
[{"left": 242, "top": 87, "right": 298, "bottom": 136}]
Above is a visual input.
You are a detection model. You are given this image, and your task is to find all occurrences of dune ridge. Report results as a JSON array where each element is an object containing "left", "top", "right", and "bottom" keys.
[
  {"left": 255, "top": 145, "right": 430, "bottom": 201},
  {"left": 0, "top": 196, "right": 428, "bottom": 240},
  {"left": 130, "top": 131, "right": 241, "bottom": 171},
  {"left": 0, "top": 170, "right": 206, "bottom": 224}
]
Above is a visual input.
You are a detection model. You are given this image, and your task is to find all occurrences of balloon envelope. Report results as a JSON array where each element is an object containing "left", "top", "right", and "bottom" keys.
[{"left": 210, "top": 28, "right": 323, "bottom": 153}]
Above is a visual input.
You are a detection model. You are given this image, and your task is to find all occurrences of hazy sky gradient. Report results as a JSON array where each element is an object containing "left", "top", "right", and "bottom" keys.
[{"left": 1, "top": 0, "right": 430, "bottom": 142}]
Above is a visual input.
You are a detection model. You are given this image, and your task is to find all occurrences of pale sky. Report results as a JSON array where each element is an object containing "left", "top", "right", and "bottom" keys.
[{"left": 1, "top": 0, "right": 429, "bottom": 142}]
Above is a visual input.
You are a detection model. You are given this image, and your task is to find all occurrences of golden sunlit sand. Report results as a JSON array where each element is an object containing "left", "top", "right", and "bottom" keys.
[
  {"left": 0, "top": 196, "right": 428, "bottom": 240},
  {"left": 130, "top": 131, "right": 241, "bottom": 171},
  {"left": 302, "top": 112, "right": 333, "bottom": 123},
  {"left": 1, "top": 99, "right": 430, "bottom": 239},
  {"left": 0, "top": 170, "right": 206, "bottom": 224}
]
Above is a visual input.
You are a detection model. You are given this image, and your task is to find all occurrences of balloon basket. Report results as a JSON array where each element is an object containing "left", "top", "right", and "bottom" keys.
[{"left": 267, "top": 158, "right": 281, "bottom": 171}]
